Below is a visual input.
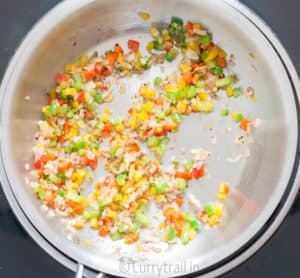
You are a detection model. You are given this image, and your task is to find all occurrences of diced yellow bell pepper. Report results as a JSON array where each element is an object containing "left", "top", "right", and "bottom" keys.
[
  {"left": 136, "top": 111, "right": 149, "bottom": 121},
  {"left": 155, "top": 194, "right": 166, "bottom": 203},
  {"left": 165, "top": 85, "right": 178, "bottom": 94},
  {"left": 148, "top": 186, "right": 156, "bottom": 196},
  {"left": 68, "top": 124, "right": 79, "bottom": 137},
  {"left": 187, "top": 41, "right": 200, "bottom": 52},
  {"left": 106, "top": 209, "right": 118, "bottom": 221},
  {"left": 150, "top": 26, "right": 159, "bottom": 37},
  {"left": 104, "top": 108, "right": 111, "bottom": 114},
  {"left": 60, "top": 81, "right": 68, "bottom": 89},
  {"left": 73, "top": 222, "right": 84, "bottom": 230},
  {"left": 219, "top": 182, "right": 230, "bottom": 195},
  {"left": 129, "top": 117, "right": 137, "bottom": 130},
  {"left": 204, "top": 46, "right": 219, "bottom": 62},
  {"left": 63, "top": 87, "right": 77, "bottom": 97},
  {"left": 113, "top": 193, "right": 123, "bottom": 202},
  {"left": 65, "top": 63, "right": 77, "bottom": 72},
  {"left": 90, "top": 218, "right": 98, "bottom": 229},
  {"left": 191, "top": 99, "right": 201, "bottom": 112},
  {"left": 199, "top": 101, "right": 214, "bottom": 112},
  {"left": 216, "top": 47, "right": 227, "bottom": 58},
  {"left": 80, "top": 55, "right": 89, "bottom": 67},
  {"left": 217, "top": 193, "right": 226, "bottom": 201},
  {"left": 132, "top": 172, "right": 143, "bottom": 183},
  {"left": 214, "top": 203, "right": 224, "bottom": 217},
  {"left": 146, "top": 41, "right": 154, "bottom": 51},
  {"left": 226, "top": 86, "right": 234, "bottom": 97},
  {"left": 177, "top": 79, "right": 186, "bottom": 89},
  {"left": 120, "top": 194, "right": 129, "bottom": 206},
  {"left": 139, "top": 86, "right": 156, "bottom": 100},
  {"left": 115, "top": 123, "right": 125, "bottom": 133},
  {"left": 70, "top": 183, "right": 79, "bottom": 191},
  {"left": 129, "top": 202, "right": 139, "bottom": 212},
  {"left": 198, "top": 91, "right": 208, "bottom": 101},
  {"left": 179, "top": 61, "right": 192, "bottom": 73},
  {"left": 101, "top": 113, "right": 110, "bottom": 123},
  {"left": 163, "top": 33, "right": 171, "bottom": 41},
  {"left": 136, "top": 244, "right": 143, "bottom": 252},
  {"left": 71, "top": 170, "right": 86, "bottom": 185},
  {"left": 138, "top": 11, "right": 150, "bottom": 21},
  {"left": 177, "top": 99, "right": 187, "bottom": 114},
  {"left": 208, "top": 216, "right": 217, "bottom": 227},
  {"left": 194, "top": 23, "right": 203, "bottom": 31},
  {"left": 189, "top": 228, "right": 197, "bottom": 240},
  {"left": 117, "top": 55, "right": 124, "bottom": 63},
  {"left": 142, "top": 101, "right": 154, "bottom": 113}
]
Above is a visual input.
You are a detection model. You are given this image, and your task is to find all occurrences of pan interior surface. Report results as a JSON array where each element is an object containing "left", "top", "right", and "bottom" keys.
[{"left": 0, "top": 0, "right": 297, "bottom": 276}]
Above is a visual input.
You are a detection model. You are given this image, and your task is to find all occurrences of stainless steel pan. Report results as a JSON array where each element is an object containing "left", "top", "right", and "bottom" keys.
[{"left": 0, "top": 0, "right": 299, "bottom": 277}]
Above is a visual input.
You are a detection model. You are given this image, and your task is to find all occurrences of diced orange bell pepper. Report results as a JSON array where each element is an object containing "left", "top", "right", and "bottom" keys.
[
  {"left": 174, "top": 197, "right": 184, "bottom": 208},
  {"left": 175, "top": 171, "right": 193, "bottom": 180},
  {"left": 240, "top": 118, "right": 250, "bottom": 131},
  {"left": 106, "top": 51, "right": 118, "bottom": 66},
  {"left": 84, "top": 110, "right": 93, "bottom": 119},
  {"left": 66, "top": 201, "right": 84, "bottom": 215},
  {"left": 114, "top": 44, "right": 124, "bottom": 54},
  {"left": 216, "top": 56, "right": 227, "bottom": 68},
  {"left": 124, "top": 233, "right": 139, "bottom": 244},
  {"left": 183, "top": 71, "right": 193, "bottom": 85},
  {"left": 127, "top": 143, "right": 140, "bottom": 152},
  {"left": 98, "top": 225, "right": 109, "bottom": 236}
]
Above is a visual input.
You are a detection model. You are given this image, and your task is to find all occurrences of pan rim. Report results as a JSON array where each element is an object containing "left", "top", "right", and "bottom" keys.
[{"left": 0, "top": 0, "right": 299, "bottom": 277}]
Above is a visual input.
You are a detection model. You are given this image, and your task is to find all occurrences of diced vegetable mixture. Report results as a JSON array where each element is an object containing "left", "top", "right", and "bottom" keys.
[{"left": 29, "top": 17, "right": 256, "bottom": 247}]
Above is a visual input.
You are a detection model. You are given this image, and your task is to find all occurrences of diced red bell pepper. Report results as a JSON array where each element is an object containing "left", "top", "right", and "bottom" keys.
[
  {"left": 102, "top": 124, "right": 113, "bottom": 138},
  {"left": 94, "top": 63, "right": 103, "bottom": 75},
  {"left": 77, "top": 91, "right": 86, "bottom": 104},
  {"left": 88, "top": 158, "right": 98, "bottom": 169},
  {"left": 80, "top": 156, "right": 98, "bottom": 169},
  {"left": 185, "top": 21, "right": 193, "bottom": 34},
  {"left": 57, "top": 135, "right": 65, "bottom": 144},
  {"left": 55, "top": 73, "right": 67, "bottom": 84},
  {"left": 128, "top": 39, "right": 140, "bottom": 53},
  {"left": 84, "top": 71, "right": 96, "bottom": 81},
  {"left": 101, "top": 66, "right": 111, "bottom": 76},
  {"left": 34, "top": 155, "right": 49, "bottom": 170},
  {"left": 153, "top": 126, "right": 169, "bottom": 137},
  {"left": 192, "top": 164, "right": 205, "bottom": 179}
]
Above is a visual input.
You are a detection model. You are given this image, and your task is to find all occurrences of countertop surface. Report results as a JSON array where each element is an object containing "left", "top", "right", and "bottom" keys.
[{"left": 0, "top": 0, "right": 299, "bottom": 277}]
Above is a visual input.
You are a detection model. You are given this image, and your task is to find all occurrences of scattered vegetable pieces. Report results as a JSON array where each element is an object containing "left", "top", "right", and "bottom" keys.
[
  {"left": 138, "top": 11, "right": 150, "bottom": 21},
  {"left": 29, "top": 15, "right": 260, "bottom": 249}
]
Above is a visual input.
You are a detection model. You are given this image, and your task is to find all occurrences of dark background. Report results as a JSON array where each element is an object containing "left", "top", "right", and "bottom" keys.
[{"left": 0, "top": 0, "right": 299, "bottom": 277}]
